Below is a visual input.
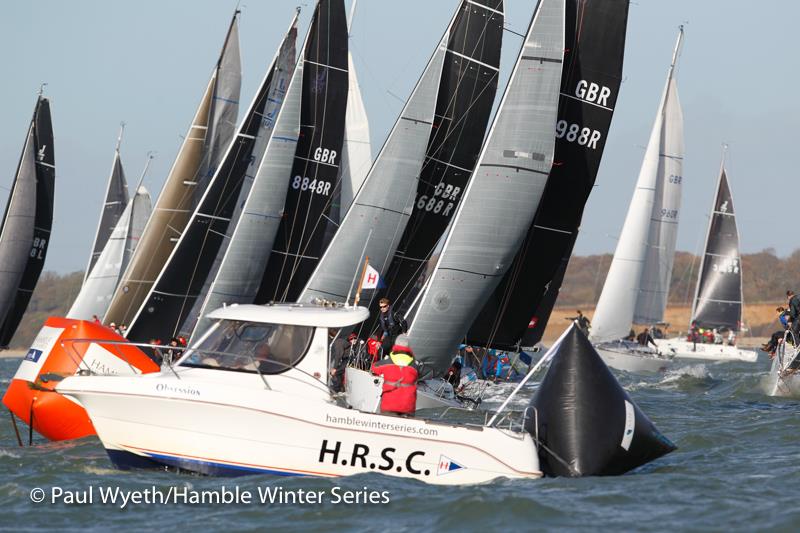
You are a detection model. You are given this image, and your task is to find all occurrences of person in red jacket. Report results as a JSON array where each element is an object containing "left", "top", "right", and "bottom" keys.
[{"left": 371, "top": 333, "right": 419, "bottom": 415}]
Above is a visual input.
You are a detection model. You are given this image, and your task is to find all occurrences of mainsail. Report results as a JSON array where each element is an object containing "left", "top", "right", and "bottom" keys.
[
  {"left": 103, "top": 11, "right": 241, "bottom": 327},
  {"left": 0, "top": 95, "right": 55, "bottom": 347},
  {"left": 84, "top": 124, "right": 129, "bottom": 284},
  {"left": 253, "top": 0, "right": 349, "bottom": 304},
  {"left": 590, "top": 28, "right": 684, "bottom": 343},
  {"left": 298, "top": 0, "right": 502, "bottom": 306},
  {"left": 466, "top": 0, "right": 631, "bottom": 349},
  {"left": 360, "top": 0, "right": 504, "bottom": 327},
  {"left": 406, "top": 0, "right": 565, "bottom": 373},
  {"left": 125, "top": 13, "right": 299, "bottom": 343},
  {"left": 690, "top": 162, "right": 742, "bottom": 330},
  {"left": 67, "top": 157, "right": 153, "bottom": 321}
]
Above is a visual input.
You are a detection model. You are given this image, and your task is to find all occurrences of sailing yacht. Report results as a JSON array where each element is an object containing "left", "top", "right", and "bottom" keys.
[
  {"left": 654, "top": 158, "right": 756, "bottom": 363},
  {"left": 589, "top": 28, "right": 685, "bottom": 373}
]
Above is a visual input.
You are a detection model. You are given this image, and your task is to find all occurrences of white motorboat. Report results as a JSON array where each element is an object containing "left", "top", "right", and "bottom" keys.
[
  {"left": 594, "top": 340, "right": 674, "bottom": 373},
  {"left": 654, "top": 338, "right": 757, "bottom": 363},
  {"left": 58, "top": 303, "right": 542, "bottom": 485}
]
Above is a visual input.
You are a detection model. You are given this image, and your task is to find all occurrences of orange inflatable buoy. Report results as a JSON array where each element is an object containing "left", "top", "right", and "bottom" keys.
[{"left": 2, "top": 317, "right": 160, "bottom": 441}]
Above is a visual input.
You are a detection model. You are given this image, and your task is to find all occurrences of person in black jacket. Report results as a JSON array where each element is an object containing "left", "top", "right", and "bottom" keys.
[
  {"left": 378, "top": 297, "right": 407, "bottom": 355},
  {"left": 787, "top": 290, "right": 800, "bottom": 343}
]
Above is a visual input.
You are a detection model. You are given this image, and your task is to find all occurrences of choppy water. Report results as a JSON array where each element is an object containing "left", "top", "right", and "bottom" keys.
[{"left": 1, "top": 354, "right": 799, "bottom": 532}]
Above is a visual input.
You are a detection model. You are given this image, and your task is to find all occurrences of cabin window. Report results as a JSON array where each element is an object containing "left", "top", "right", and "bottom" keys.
[{"left": 180, "top": 320, "right": 314, "bottom": 375}]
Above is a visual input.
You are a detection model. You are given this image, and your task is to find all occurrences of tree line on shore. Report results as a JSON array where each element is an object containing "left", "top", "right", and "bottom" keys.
[{"left": 7, "top": 248, "right": 793, "bottom": 349}]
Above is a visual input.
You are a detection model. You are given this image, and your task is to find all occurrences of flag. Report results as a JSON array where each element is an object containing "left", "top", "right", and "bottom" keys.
[{"left": 360, "top": 263, "right": 385, "bottom": 289}]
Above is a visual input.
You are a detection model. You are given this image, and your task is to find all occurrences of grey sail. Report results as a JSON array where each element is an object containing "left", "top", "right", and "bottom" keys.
[
  {"left": 297, "top": 5, "right": 455, "bottom": 305},
  {"left": 189, "top": 15, "right": 305, "bottom": 340},
  {"left": 84, "top": 125, "right": 129, "bottom": 284},
  {"left": 690, "top": 165, "right": 742, "bottom": 330},
  {"left": 406, "top": 0, "right": 565, "bottom": 374},
  {"left": 104, "top": 12, "right": 242, "bottom": 327}
]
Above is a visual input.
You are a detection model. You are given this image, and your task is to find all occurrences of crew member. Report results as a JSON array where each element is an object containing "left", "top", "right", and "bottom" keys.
[
  {"left": 567, "top": 310, "right": 591, "bottom": 336},
  {"left": 636, "top": 328, "right": 657, "bottom": 349},
  {"left": 371, "top": 333, "right": 419, "bottom": 415},
  {"left": 787, "top": 290, "right": 800, "bottom": 343},
  {"left": 378, "top": 297, "right": 407, "bottom": 355}
]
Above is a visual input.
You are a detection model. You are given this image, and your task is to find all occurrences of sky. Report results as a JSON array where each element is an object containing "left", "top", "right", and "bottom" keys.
[{"left": 1, "top": 0, "right": 796, "bottom": 275}]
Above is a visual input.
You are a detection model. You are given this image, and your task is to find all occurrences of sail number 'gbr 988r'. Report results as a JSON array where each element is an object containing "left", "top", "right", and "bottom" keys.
[{"left": 556, "top": 79, "right": 615, "bottom": 150}]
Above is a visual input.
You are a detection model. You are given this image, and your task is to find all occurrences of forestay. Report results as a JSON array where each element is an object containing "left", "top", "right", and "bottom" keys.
[
  {"left": 590, "top": 28, "right": 684, "bottom": 343},
  {"left": 407, "top": 0, "right": 564, "bottom": 373}
]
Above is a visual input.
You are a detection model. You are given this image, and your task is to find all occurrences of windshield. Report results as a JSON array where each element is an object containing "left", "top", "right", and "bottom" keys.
[{"left": 180, "top": 320, "right": 314, "bottom": 374}]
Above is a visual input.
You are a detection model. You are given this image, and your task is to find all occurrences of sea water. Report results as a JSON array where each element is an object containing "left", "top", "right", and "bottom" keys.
[{"left": 1, "top": 355, "right": 798, "bottom": 532}]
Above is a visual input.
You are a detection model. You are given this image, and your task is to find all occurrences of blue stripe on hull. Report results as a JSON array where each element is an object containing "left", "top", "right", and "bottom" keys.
[{"left": 106, "top": 448, "right": 309, "bottom": 478}]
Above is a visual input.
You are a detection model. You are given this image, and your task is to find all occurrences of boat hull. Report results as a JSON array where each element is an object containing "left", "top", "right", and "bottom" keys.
[
  {"left": 767, "top": 347, "right": 800, "bottom": 397},
  {"left": 655, "top": 338, "right": 757, "bottom": 363},
  {"left": 595, "top": 342, "right": 672, "bottom": 373},
  {"left": 58, "top": 371, "right": 541, "bottom": 485}
]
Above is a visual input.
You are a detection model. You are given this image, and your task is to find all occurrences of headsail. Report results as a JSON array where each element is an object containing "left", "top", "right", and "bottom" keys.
[
  {"left": 0, "top": 95, "right": 55, "bottom": 347},
  {"left": 298, "top": 0, "right": 502, "bottom": 306},
  {"left": 691, "top": 161, "right": 742, "bottom": 330},
  {"left": 84, "top": 124, "right": 129, "bottom": 284},
  {"left": 125, "top": 13, "right": 299, "bottom": 343},
  {"left": 465, "top": 0, "right": 631, "bottom": 349},
  {"left": 406, "top": 0, "right": 565, "bottom": 373},
  {"left": 67, "top": 157, "right": 153, "bottom": 321},
  {"left": 253, "top": 0, "right": 349, "bottom": 304},
  {"left": 590, "top": 28, "right": 684, "bottom": 343},
  {"left": 103, "top": 11, "right": 242, "bottom": 327}
]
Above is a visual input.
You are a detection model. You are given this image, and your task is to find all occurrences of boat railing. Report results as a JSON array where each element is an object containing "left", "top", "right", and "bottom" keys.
[
  {"left": 60, "top": 338, "right": 181, "bottom": 378},
  {"left": 60, "top": 338, "right": 334, "bottom": 396}
]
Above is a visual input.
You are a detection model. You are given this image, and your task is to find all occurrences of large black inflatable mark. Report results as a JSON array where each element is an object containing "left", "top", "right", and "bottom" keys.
[{"left": 526, "top": 325, "right": 676, "bottom": 477}]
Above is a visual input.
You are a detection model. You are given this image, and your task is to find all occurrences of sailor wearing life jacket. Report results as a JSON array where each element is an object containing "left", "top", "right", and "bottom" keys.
[{"left": 371, "top": 333, "right": 419, "bottom": 415}]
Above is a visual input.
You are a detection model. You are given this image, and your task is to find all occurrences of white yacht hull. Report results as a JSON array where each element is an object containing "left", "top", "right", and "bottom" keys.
[
  {"left": 595, "top": 342, "right": 673, "bottom": 373},
  {"left": 767, "top": 346, "right": 800, "bottom": 397},
  {"left": 58, "top": 370, "right": 541, "bottom": 485},
  {"left": 655, "top": 338, "right": 757, "bottom": 363}
]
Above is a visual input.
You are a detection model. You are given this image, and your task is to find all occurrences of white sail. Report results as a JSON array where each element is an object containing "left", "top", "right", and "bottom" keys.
[
  {"left": 68, "top": 184, "right": 152, "bottom": 320},
  {"left": 338, "top": 52, "right": 372, "bottom": 217},
  {"left": 406, "top": 0, "right": 565, "bottom": 372},
  {"left": 297, "top": 9, "right": 453, "bottom": 304},
  {"left": 590, "top": 28, "right": 685, "bottom": 343}
]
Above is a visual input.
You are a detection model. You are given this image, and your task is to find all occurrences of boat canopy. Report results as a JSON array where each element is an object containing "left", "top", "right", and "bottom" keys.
[{"left": 205, "top": 303, "right": 369, "bottom": 329}]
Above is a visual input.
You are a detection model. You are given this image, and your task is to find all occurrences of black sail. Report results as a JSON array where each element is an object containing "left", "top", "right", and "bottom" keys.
[
  {"left": 125, "top": 22, "right": 298, "bottom": 343},
  {"left": 0, "top": 97, "right": 55, "bottom": 347},
  {"left": 86, "top": 139, "right": 129, "bottom": 282},
  {"left": 255, "top": 0, "right": 349, "bottom": 304},
  {"left": 691, "top": 168, "right": 741, "bottom": 330},
  {"left": 367, "top": 0, "right": 503, "bottom": 325},
  {"left": 467, "top": 0, "right": 629, "bottom": 349}
]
